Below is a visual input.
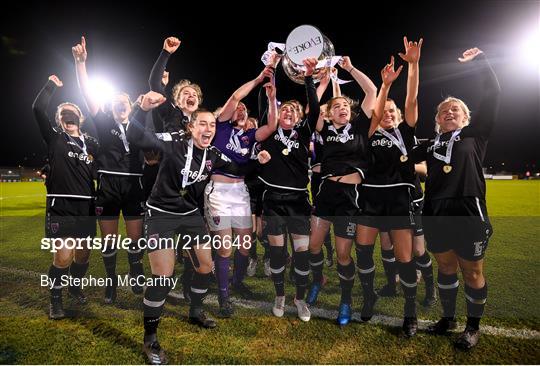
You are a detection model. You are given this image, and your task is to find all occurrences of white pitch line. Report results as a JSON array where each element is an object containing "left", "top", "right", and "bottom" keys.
[
  {"left": 0, "top": 194, "right": 45, "bottom": 200},
  {"left": 166, "top": 291, "right": 540, "bottom": 340},
  {"left": 1, "top": 266, "right": 538, "bottom": 340}
]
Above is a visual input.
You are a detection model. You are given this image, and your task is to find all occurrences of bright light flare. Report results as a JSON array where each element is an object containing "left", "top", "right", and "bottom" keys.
[
  {"left": 88, "top": 77, "right": 115, "bottom": 106},
  {"left": 518, "top": 24, "right": 540, "bottom": 73}
]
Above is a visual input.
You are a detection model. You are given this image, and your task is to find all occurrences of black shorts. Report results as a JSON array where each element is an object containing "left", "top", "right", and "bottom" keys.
[
  {"left": 412, "top": 196, "right": 424, "bottom": 236},
  {"left": 313, "top": 179, "right": 359, "bottom": 239},
  {"left": 246, "top": 179, "right": 265, "bottom": 216},
  {"left": 310, "top": 170, "right": 323, "bottom": 202},
  {"left": 262, "top": 189, "right": 311, "bottom": 236},
  {"left": 96, "top": 174, "right": 145, "bottom": 220},
  {"left": 45, "top": 197, "right": 96, "bottom": 238},
  {"left": 357, "top": 185, "right": 415, "bottom": 231},
  {"left": 423, "top": 197, "right": 492, "bottom": 261},
  {"left": 142, "top": 163, "right": 160, "bottom": 201},
  {"left": 143, "top": 207, "right": 209, "bottom": 253}
]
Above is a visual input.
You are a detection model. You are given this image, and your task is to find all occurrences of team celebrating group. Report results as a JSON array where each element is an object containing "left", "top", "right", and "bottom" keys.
[{"left": 32, "top": 32, "right": 500, "bottom": 364}]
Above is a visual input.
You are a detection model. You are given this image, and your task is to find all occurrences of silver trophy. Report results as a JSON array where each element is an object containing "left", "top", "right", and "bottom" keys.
[{"left": 282, "top": 25, "right": 335, "bottom": 84}]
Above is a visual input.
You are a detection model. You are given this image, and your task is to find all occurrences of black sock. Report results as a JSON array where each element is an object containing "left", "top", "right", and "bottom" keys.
[
  {"left": 415, "top": 252, "right": 434, "bottom": 288},
  {"left": 49, "top": 264, "right": 69, "bottom": 302},
  {"left": 309, "top": 251, "right": 324, "bottom": 285},
  {"left": 249, "top": 232, "right": 258, "bottom": 259},
  {"left": 128, "top": 242, "right": 144, "bottom": 279},
  {"left": 294, "top": 250, "right": 310, "bottom": 300},
  {"left": 381, "top": 248, "right": 397, "bottom": 287},
  {"left": 355, "top": 244, "right": 375, "bottom": 296},
  {"left": 68, "top": 260, "right": 89, "bottom": 291},
  {"left": 465, "top": 283, "right": 488, "bottom": 330},
  {"left": 261, "top": 227, "right": 270, "bottom": 260},
  {"left": 190, "top": 272, "right": 211, "bottom": 308},
  {"left": 182, "top": 256, "right": 194, "bottom": 289},
  {"left": 143, "top": 275, "right": 173, "bottom": 338},
  {"left": 102, "top": 247, "right": 118, "bottom": 287},
  {"left": 337, "top": 260, "right": 356, "bottom": 304},
  {"left": 398, "top": 260, "right": 418, "bottom": 317},
  {"left": 270, "top": 246, "right": 286, "bottom": 296},
  {"left": 437, "top": 272, "right": 459, "bottom": 319},
  {"left": 323, "top": 231, "right": 333, "bottom": 256}
]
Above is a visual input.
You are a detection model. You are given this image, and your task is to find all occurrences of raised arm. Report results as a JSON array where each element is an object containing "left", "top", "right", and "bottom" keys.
[
  {"left": 255, "top": 82, "right": 278, "bottom": 141},
  {"left": 72, "top": 36, "right": 100, "bottom": 117},
  {"left": 369, "top": 56, "right": 403, "bottom": 137},
  {"left": 305, "top": 67, "right": 331, "bottom": 116},
  {"left": 398, "top": 37, "right": 423, "bottom": 127},
  {"left": 459, "top": 48, "right": 501, "bottom": 138},
  {"left": 331, "top": 67, "right": 342, "bottom": 97},
  {"left": 126, "top": 91, "right": 167, "bottom": 151},
  {"left": 302, "top": 58, "right": 321, "bottom": 132},
  {"left": 32, "top": 76, "right": 62, "bottom": 144},
  {"left": 339, "top": 56, "right": 378, "bottom": 118},
  {"left": 316, "top": 69, "right": 331, "bottom": 101},
  {"left": 218, "top": 66, "right": 274, "bottom": 123},
  {"left": 149, "top": 37, "right": 180, "bottom": 93}
]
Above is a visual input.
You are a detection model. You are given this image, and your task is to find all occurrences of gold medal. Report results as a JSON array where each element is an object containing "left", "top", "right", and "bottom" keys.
[
  {"left": 282, "top": 148, "right": 289, "bottom": 156},
  {"left": 87, "top": 154, "right": 94, "bottom": 162},
  {"left": 400, "top": 155, "right": 408, "bottom": 162},
  {"left": 443, "top": 165, "right": 452, "bottom": 173}
]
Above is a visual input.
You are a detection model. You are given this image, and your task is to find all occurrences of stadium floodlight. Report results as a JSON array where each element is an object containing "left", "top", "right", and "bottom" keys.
[
  {"left": 88, "top": 77, "right": 115, "bottom": 106},
  {"left": 518, "top": 22, "right": 540, "bottom": 74}
]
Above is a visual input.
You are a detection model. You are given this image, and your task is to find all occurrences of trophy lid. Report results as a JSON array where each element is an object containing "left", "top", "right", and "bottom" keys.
[{"left": 285, "top": 25, "right": 325, "bottom": 65}]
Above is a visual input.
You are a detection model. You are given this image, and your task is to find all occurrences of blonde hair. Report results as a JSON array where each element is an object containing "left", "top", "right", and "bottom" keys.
[
  {"left": 325, "top": 95, "right": 357, "bottom": 120},
  {"left": 246, "top": 117, "right": 258, "bottom": 130},
  {"left": 287, "top": 99, "right": 305, "bottom": 120},
  {"left": 386, "top": 98, "right": 403, "bottom": 124},
  {"left": 172, "top": 80, "right": 203, "bottom": 107},
  {"left": 55, "top": 102, "right": 85, "bottom": 126},
  {"left": 435, "top": 97, "right": 471, "bottom": 133}
]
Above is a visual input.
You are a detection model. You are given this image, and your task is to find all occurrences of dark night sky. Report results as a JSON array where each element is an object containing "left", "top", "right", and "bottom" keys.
[{"left": 1, "top": 1, "right": 539, "bottom": 172}]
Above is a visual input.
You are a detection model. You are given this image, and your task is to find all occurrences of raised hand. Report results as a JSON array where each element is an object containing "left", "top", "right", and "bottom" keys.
[
  {"left": 257, "top": 66, "right": 275, "bottom": 83},
  {"left": 140, "top": 91, "right": 167, "bottom": 111},
  {"left": 398, "top": 36, "right": 423, "bottom": 64},
  {"left": 264, "top": 82, "right": 276, "bottom": 100},
  {"left": 381, "top": 56, "right": 403, "bottom": 86},
  {"left": 163, "top": 37, "right": 181, "bottom": 54},
  {"left": 338, "top": 56, "right": 354, "bottom": 73},
  {"left": 458, "top": 47, "right": 483, "bottom": 63},
  {"left": 303, "top": 57, "right": 318, "bottom": 77},
  {"left": 162, "top": 71, "right": 169, "bottom": 86},
  {"left": 257, "top": 150, "right": 271, "bottom": 164},
  {"left": 135, "top": 94, "right": 144, "bottom": 105},
  {"left": 48, "top": 75, "right": 63, "bottom": 87},
  {"left": 72, "top": 36, "right": 87, "bottom": 64},
  {"left": 268, "top": 51, "right": 283, "bottom": 68}
]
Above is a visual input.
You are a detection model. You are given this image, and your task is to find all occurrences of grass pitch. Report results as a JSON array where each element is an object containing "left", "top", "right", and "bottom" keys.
[{"left": 0, "top": 180, "right": 539, "bottom": 364}]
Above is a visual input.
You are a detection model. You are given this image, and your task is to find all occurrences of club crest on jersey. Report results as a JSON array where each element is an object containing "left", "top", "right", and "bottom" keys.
[
  {"left": 50, "top": 222, "right": 59, "bottom": 234},
  {"left": 205, "top": 160, "right": 213, "bottom": 171},
  {"left": 241, "top": 136, "right": 250, "bottom": 144},
  {"left": 290, "top": 130, "right": 298, "bottom": 139},
  {"left": 95, "top": 206, "right": 103, "bottom": 216}
]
